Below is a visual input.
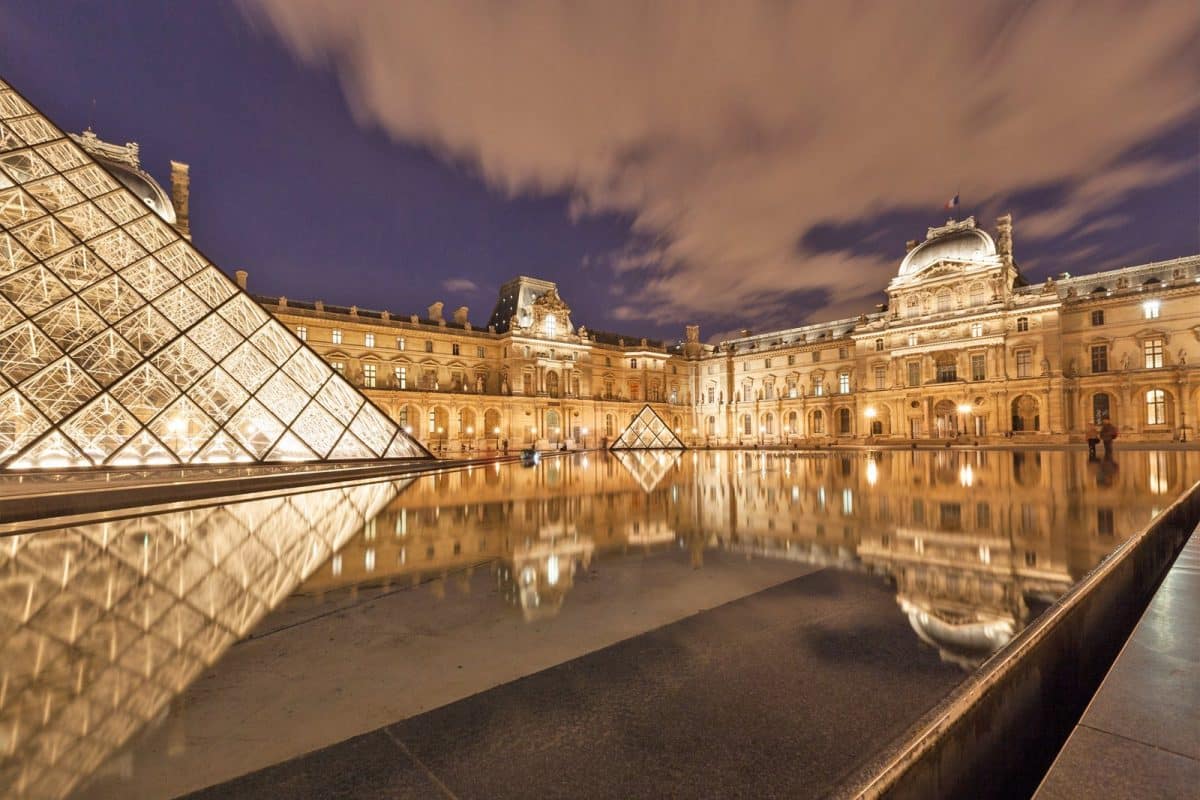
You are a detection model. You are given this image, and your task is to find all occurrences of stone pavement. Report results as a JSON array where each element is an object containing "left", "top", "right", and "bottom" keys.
[{"left": 1035, "top": 523, "right": 1200, "bottom": 799}]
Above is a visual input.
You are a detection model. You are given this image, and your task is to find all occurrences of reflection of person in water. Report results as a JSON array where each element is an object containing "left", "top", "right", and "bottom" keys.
[
  {"left": 1099, "top": 416, "right": 1118, "bottom": 461},
  {"left": 1096, "top": 457, "right": 1119, "bottom": 487},
  {"left": 1085, "top": 422, "right": 1100, "bottom": 461}
]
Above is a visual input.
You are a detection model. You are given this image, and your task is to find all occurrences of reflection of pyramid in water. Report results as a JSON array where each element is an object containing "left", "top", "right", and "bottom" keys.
[
  {"left": 612, "top": 448, "right": 683, "bottom": 493},
  {"left": 609, "top": 404, "right": 685, "bottom": 450},
  {"left": 0, "top": 479, "right": 405, "bottom": 800},
  {"left": 0, "top": 78, "right": 430, "bottom": 468}
]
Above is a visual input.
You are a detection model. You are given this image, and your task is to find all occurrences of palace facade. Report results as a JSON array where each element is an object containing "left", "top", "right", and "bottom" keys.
[
  {"left": 86, "top": 133, "right": 1199, "bottom": 450},
  {"left": 249, "top": 215, "right": 1199, "bottom": 450}
]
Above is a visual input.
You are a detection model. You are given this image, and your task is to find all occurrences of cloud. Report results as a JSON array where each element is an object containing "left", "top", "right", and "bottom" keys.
[
  {"left": 245, "top": 0, "right": 1200, "bottom": 331},
  {"left": 441, "top": 277, "right": 479, "bottom": 293}
]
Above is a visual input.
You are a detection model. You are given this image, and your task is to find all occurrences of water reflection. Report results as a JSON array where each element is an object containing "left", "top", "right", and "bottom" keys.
[
  {"left": 300, "top": 449, "right": 1197, "bottom": 668},
  {"left": 1, "top": 448, "right": 1196, "bottom": 799},
  {"left": 0, "top": 481, "right": 402, "bottom": 800}
]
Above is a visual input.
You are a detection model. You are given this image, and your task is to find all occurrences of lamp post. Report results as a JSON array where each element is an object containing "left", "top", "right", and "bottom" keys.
[
  {"left": 957, "top": 403, "right": 972, "bottom": 437},
  {"left": 580, "top": 426, "right": 589, "bottom": 449},
  {"left": 758, "top": 424, "right": 765, "bottom": 447}
]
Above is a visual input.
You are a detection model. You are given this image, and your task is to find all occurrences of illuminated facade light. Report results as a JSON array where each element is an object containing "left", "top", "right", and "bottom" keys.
[{"left": 0, "top": 79, "right": 429, "bottom": 468}]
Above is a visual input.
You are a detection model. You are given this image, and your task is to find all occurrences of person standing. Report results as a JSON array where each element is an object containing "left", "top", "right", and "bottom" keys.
[
  {"left": 1099, "top": 416, "right": 1118, "bottom": 461},
  {"left": 1085, "top": 422, "right": 1100, "bottom": 460}
]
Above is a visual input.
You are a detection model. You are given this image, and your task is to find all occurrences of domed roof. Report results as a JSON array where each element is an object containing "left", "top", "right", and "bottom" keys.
[
  {"left": 898, "top": 223, "right": 998, "bottom": 278},
  {"left": 103, "top": 160, "right": 177, "bottom": 225}
]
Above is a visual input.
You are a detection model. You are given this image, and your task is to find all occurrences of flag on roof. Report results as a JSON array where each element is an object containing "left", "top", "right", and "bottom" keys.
[{"left": 943, "top": 193, "right": 960, "bottom": 210}]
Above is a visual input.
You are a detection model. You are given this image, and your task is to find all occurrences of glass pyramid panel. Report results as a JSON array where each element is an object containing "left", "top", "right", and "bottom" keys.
[
  {"left": 147, "top": 396, "right": 217, "bottom": 463},
  {"left": 110, "top": 429, "right": 177, "bottom": 467},
  {"left": 0, "top": 78, "right": 430, "bottom": 468},
  {"left": 609, "top": 404, "right": 686, "bottom": 450}
]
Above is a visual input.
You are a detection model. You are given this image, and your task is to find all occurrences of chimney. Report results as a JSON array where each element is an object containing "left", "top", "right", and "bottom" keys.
[
  {"left": 452, "top": 305, "right": 469, "bottom": 325},
  {"left": 996, "top": 213, "right": 1014, "bottom": 267},
  {"left": 427, "top": 301, "right": 444, "bottom": 322},
  {"left": 235, "top": 270, "right": 247, "bottom": 290},
  {"left": 169, "top": 161, "right": 191, "bottom": 240}
]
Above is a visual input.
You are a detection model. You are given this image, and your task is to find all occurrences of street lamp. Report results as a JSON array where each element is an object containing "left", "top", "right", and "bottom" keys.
[
  {"left": 758, "top": 424, "right": 765, "bottom": 447},
  {"left": 957, "top": 404, "right": 971, "bottom": 436}
]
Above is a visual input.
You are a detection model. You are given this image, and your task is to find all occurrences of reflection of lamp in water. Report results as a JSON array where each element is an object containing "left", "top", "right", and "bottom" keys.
[
  {"left": 547, "top": 554, "right": 559, "bottom": 586},
  {"left": 959, "top": 463, "right": 974, "bottom": 487},
  {"left": 866, "top": 458, "right": 879, "bottom": 487}
]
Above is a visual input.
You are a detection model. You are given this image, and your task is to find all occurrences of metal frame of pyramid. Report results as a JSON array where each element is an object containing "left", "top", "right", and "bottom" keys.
[
  {"left": 0, "top": 76, "right": 431, "bottom": 468},
  {"left": 609, "top": 404, "right": 686, "bottom": 450}
]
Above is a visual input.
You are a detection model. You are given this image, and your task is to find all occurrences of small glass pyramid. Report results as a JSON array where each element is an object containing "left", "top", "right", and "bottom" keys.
[
  {"left": 609, "top": 404, "right": 686, "bottom": 450},
  {"left": 0, "top": 77, "right": 430, "bottom": 468}
]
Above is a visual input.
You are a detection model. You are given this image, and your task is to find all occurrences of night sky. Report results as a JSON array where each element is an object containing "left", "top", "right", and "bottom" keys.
[{"left": 2, "top": 1, "right": 1196, "bottom": 343}]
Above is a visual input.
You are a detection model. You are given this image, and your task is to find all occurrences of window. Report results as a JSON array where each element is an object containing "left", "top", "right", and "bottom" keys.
[
  {"left": 452, "top": 343, "right": 460, "bottom": 356},
  {"left": 811, "top": 410, "right": 824, "bottom": 434},
  {"left": 397, "top": 336, "right": 406, "bottom": 351},
  {"left": 812, "top": 350, "right": 821, "bottom": 363},
  {"left": 788, "top": 379, "right": 798, "bottom": 398},
  {"left": 875, "top": 338, "right": 884, "bottom": 352},
  {"left": 476, "top": 346, "right": 485, "bottom": 358},
  {"left": 1091, "top": 344, "right": 1108, "bottom": 373},
  {"left": 907, "top": 333, "right": 918, "bottom": 347},
  {"left": 631, "top": 359, "right": 638, "bottom": 369},
  {"left": 838, "top": 408, "right": 851, "bottom": 434},
  {"left": 605, "top": 357, "right": 612, "bottom": 367},
  {"left": 907, "top": 361, "right": 921, "bottom": 387},
  {"left": 838, "top": 347, "right": 848, "bottom": 359},
  {"left": 296, "top": 325, "right": 307, "bottom": 341},
  {"left": 937, "top": 289, "right": 953, "bottom": 313},
  {"left": 787, "top": 354, "right": 796, "bottom": 365},
  {"left": 743, "top": 362, "right": 749, "bottom": 372},
  {"left": 1142, "top": 299, "right": 1160, "bottom": 320},
  {"left": 363, "top": 363, "right": 377, "bottom": 388},
  {"left": 742, "top": 414, "right": 752, "bottom": 436},
  {"left": 425, "top": 340, "right": 433, "bottom": 353},
  {"left": 395, "top": 366, "right": 407, "bottom": 389},
  {"left": 605, "top": 414, "right": 614, "bottom": 437},
  {"left": 1016, "top": 317, "right": 1029, "bottom": 332},
  {"left": 970, "top": 322, "right": 983, "bottom": 338},
  {"left": 1091, "top": 309, "right": 1104, "bottom": 326},
  {"left": 765, "top": 382, "right": 775, "bottom": 400},
  {"left": 428, "top": 410, "right": 436, "bottom": 434},
  {"left": 1144, "top": 338, "right": 1164, "bottom": 369},
  {"left": 331, "top": 328, "right": 343, "bottom": 345},
  {"left": 971, "top": 354, "right": 986, "bottom": 381},
  {"left": 364, "top": 332, "right": 375, "bottom": 348},
  {"left": 874, "top": 366, "right": 887, "bottom": 390},
  {"left": 1146, "top": 389, "right": 1167, "bottom": 425},
  {"left": 544, "top": 315, "right": 557, "bottom": 336},
  {"left": 398, "top": 406, "right": 409, "bottom": 430},
  {"left": 707, "top": 386, "right": 715, "bottom": 404},
  {"left": 670, "top": 387, "right": 678, "bottom": 404},
  {"left": 838, "top": 372, "right": 850, "bottom": 394},
  {"left": 1016, "top": 350, "right": 1032, "bottom": 378},
  {"left": 970, "top": 284, "right": 987, "bottom": 305},
  {"left": 1092, "top": 393, "right": 1110, "bottom": 424},
  {"left": 936, "top": 356, "right": 957, "bottom": 383},
  {"left": 331, "top": 360, "right": 345, "bottom": 374},
  {"left": 812, "top": 377, "right": 824, "bottom": 396}
]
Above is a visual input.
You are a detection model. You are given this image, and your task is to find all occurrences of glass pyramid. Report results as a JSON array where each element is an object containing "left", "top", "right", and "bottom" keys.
[
  {"left": 0, "top": 77, "right": 430, "bottom": 468},
  {"left": 609, "top": 404, "right": 686, "bottom": 450},
  {"left": 0, "top": 478, "right": 405, "bottom": 800}
]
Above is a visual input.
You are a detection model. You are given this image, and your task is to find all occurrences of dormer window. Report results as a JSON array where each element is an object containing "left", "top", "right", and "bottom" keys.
[
  {"left": 1016, "top": 317, "right": 1029, "bottom": 332},
  {"left": 544, "top": 315, "right": 557, "bottom": 336}
]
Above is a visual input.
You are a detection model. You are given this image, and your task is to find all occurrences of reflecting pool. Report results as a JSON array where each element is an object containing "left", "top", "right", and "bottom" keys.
[{"left": 2, "top": 448, "right": 1196, "bottom": 799}]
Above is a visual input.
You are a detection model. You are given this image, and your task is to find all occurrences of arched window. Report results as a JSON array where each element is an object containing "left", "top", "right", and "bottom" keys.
[
  {"left": 764, "top": 413, "right": 775, "bottom": 435},
  {"left": 787, "top": 411, "right": 798, "bottom": 435},
  {"left": 937, "top": 288, "right": 953, "bottom": 313},
  {"left": 906, "top": 296, "right": 921, "bottom": 318},
  {"left": 811, "top": 410, "right": 825, "bottom": 434},
  {"left": 1091, "top": 394, "right": 1110, "bottom": 425},
  {"left": 742, "top": 414, "right": 752, "bottom": 435},
  {"left": 837, "top": 408, "right": 852, "bottom": 434},
  {"left": 605, "top": 414, "right": 614, "bottom": 437},
  {"left": 706, "top": 416, "right": 716, "bottom": 436},
  {"left": 969, "top": 283, "right": 987, "bottom": 306},
  {"left": 1145, "top": 389, "right": 1167, "bottom": 425}
]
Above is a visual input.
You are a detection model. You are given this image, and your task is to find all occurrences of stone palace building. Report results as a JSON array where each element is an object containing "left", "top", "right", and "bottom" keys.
[{"left": 86, "top": 133, "right": 1200, "bottom": 451}]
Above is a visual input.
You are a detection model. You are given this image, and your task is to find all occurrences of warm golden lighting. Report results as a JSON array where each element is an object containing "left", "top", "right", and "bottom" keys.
[{"left": 864, "top": 407, "right": 877, "bottom": 419}]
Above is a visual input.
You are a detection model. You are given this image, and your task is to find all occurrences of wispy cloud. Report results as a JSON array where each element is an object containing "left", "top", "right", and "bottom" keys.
[
  {"left": 441, "top": 277, "right": 479, "bottom": 293},
  {"left": 248, "top": 0, "right": 1200, "bottom": 331}
]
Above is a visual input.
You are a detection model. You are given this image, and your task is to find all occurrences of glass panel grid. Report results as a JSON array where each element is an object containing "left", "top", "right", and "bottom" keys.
[
  {"left": 610, "top": 405, "right": 686, "bottom": 450},
  {"left": 0, "top": 79, "right": 427, "bottom": 468}
]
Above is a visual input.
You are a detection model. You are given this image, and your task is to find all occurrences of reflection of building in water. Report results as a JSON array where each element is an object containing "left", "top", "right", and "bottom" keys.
[
  {"left": 297, "top": 455, "right": 686, "bottom": 616},
  {"left": 300, "top": 450, "right": 1197, "bottom": 667},
  {"left": 0, "top": 481, "right": 399, "bottom": 800}
]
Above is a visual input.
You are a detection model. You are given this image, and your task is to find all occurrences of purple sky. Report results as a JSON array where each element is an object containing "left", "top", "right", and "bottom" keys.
[{"left": 2, "top": 1, "right": 1197, "bottom": 343}]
